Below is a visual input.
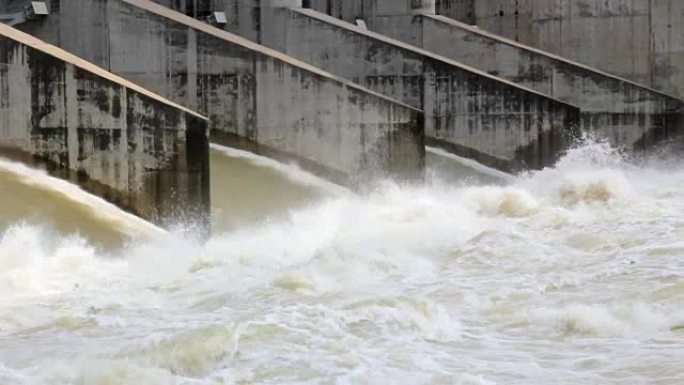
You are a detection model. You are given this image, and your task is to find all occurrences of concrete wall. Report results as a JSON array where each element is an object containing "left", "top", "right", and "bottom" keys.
[
  {"left": 651, "top": 1, "right": 684, "bottom": 100},
  {"left": 455, "top": 0, "right": 684, "bottom": 99},
  {"left": 367, "top": 13, "right": 684, "bottom": 150},
  {"left": 306, "top": 0, "right": 436, "bottom": 21},
  {"left": 435, "top": 0, "right": 474, "bottom": 24},
  {"left": 0, "top": 0, "right": 28, "bottom": 13},
  {"left": 0, "top": 23, "right": 210, "bottom": 230},
  {"left": 152, "top": 0, "right": 262, "bottom": 41},
  {"left": 15, "top": 0, "right": 425, "bottom": 187},
  {"left": 184, "top": 1, "right": 580, "bottom": 171},
  {"left": 282, "top": 9, "right": 583, "bottom": 171}
]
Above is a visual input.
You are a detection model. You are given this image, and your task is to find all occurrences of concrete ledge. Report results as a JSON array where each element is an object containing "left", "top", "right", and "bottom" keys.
[
  {"left": 0, "top": 23, "right": 210, "bottom": 230},
  {"left": 265, "top": 7, "right": 580, "bottom": 171},
  {"left": 368, "top": 13, "right": 684, "bottom": 150},
  {"left": 17, "top": 0, "right": 425, "bottom": 187},
  {"left": 148, "top": 0, "right": 582, "bottom": 171},
  {"left": 150, "top": 0, "right": 582, "bottom": 170},
  {"left": 462, "top": 0, "right": 684, "bottom": 100},
  {"left": 426, "top": 14, "right": 681, "bottom": 101}
]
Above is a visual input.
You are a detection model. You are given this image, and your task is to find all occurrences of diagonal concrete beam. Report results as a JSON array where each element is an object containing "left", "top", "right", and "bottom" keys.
[
  {"left": 165, "top": 0, "right": 581, "bottom": 172},
  {"left": 415, "top": 15, "right": 684, "bottom": 149},
  {"left": 12, "top": 0, "right": 425, "bottom": 188},
  {"left": 0, "top": 23, "right": 210, "bottom": 230},
  {"left": 306, "top": 0, "right": 684, "bottom": 153}
]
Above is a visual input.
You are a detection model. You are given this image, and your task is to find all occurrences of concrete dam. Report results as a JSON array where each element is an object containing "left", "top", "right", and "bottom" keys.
[
  {"left": 3, "top": 1, "right": 684, "bottom": 383},
  {"left": 1, "top": 0, "right": 683, "bottom": 229}
]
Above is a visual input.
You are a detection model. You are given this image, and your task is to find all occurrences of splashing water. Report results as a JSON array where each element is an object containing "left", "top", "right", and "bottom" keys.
[{"left": 0, "top": 140, "right": 683, "bottom": 384}]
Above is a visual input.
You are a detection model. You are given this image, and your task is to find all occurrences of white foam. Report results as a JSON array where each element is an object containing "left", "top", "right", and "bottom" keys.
[
  {"left": 27, "top": 359, "right": 180, "bottom": 385},
  {"left": 0, "top": 363, "right": 28, "bottom": 385},
  {"left": 512, "top": 138, "right": 639, "bottom": 207},
  {"left": 530, "top": 303, "right": 684, "bottom": 337},
  {"left": 1, "top": 139, "right": 684, "bottom": 384},
  {"left": 0, "top": 224, "right": 128, "bottom": 296}
]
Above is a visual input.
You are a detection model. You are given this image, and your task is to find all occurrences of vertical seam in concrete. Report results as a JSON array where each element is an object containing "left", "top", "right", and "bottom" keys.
[
  {"left": 283, "top": 7, "right": 288, "bottom": 52},
  {"left": 648, "top": 0, "right": 655, "bottom": 87},
  {"left": 630, "top": 2, "right": 650, "bottom": 83},
  {"left": 421, "top": 11, "right": 426, "bottom": 49},
  {"left": 559, "top": 1, "right": 564, "bottom": 59},
  {"left": 257, "top": 0, "right": 263, "bottom": 44},
  {"left": 514, "top": 0, "right": 519, "bottom": 42},
  {"left": 187, "top": 27, "right": 198, "bottom": 110},
  {"left": 106, "top": 0, "right": 111, "bottom": 71},
  {"left": 119, "top": 83, "right": 128, "bottom": 191},
  {"left": 65, "top": 64, "right": 79, "bottom": 169},
  {"left": 251, "top": 45, "right": 258, "bottom": 142}
]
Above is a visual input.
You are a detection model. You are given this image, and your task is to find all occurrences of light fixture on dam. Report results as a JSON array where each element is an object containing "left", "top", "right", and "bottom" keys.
[
  {"left": 25, "top": 1, "right": 49, "bottom": 19},
  {"left": 206, "top": 11, "right": 227, "bottom": 26}
]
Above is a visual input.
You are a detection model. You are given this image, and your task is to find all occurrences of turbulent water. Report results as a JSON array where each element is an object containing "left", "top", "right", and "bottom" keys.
[{"left": 0, "top": 141, "right": 683, "bottom": 384}]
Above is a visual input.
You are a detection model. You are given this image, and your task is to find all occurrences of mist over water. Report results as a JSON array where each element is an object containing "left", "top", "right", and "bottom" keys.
[{"left": 1, "top": 140, "right": 683, "bottom": 384}]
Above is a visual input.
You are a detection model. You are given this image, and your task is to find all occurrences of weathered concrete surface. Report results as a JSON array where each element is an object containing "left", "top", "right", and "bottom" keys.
[
  {"left": 152, "top": 0, "right": 262, "bottom": 41},
  {"left": 14, "top": 0, "right": 425, "bottom": 187},
  {"left": 361, "top": 12, "right": 684, "bottom": 151},
  {"left": 169, "top": 0, "right": 580, "bottom": 171},
  {"left": 448, "top": 0, "right": 684, "bottom": 100},
  {"left": 436, "top": 0, "right": 474, "bottom": 25},
  {"left": 0, "top": 23, "right": 210, "bottom": 229},
  {"left": 305, "top": 0, "right": 436, "bottom": 21},
  {"left": 0, "top": 1, "right": 27, "bottom": 13},
  {"left": 283, "top": 9, "right": 582, "bottom": 171}
]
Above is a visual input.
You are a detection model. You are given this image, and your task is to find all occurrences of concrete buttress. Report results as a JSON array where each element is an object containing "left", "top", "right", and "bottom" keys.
[
  {"left": 11, "top": 0, "right": 426, "bottom": 188},
  {"left": 0, "top": 23, "right": 211, "bottom": 230}
]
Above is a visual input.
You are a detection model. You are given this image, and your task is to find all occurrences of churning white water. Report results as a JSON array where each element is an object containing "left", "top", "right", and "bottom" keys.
[{"left": 0, "top": 140, "right": 683, "bottom": 384}]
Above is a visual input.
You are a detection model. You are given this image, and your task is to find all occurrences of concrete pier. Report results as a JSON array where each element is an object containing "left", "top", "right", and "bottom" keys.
[
  {"left": 305, "top": 0, "right": 684, "bottom": 152},
  {"left": 0, "top": 23, "right": 210, "bottom": 229},
  {"left": 13, "top": 0, "right": 425, "bottom": 187},
  {"left": 156, "top": 0, "right": 580, "bottom": 172},
  {"left": 416, "top": 16, "right": 684, "bottom": 149},
  {"left": 442, "top": 0, "right": 684, "bottom": 100}
]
